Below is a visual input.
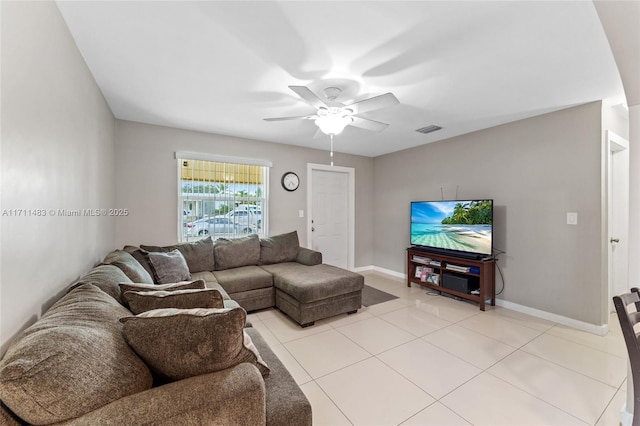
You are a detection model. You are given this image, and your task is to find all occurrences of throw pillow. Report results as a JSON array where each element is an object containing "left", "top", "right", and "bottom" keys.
[
  {"left": 120, "top": 307, "right": 269, "bottom": 381},
  {"left": 147, "top": 250, "right": 191, "bottom": 284},
  {"left": 103, "top": 249, "right": 154, "bottom": 284},
  {"left": 122, "top": 288, "right": 224, "bottom": 314},
  {"left": 259, "top": 231, "right": 300, "bottom": 265},
  {"left": 119, "top": 279, "right": 205, "bottom": 296},
  {"left": 141, "top": 236, "right": 215, "bottom": 273},
  {"left": 123, "top": 246, "right": 156, "bottom": 280},
  {"left": 214, "top": 234, "right": 261, "bottom": 270},
  {"left": 0, "top": 284, "right": 152, "bottom": 425}
]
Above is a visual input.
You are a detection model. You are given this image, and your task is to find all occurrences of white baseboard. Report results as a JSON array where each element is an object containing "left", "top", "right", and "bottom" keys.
[
  {"left": 351, "top": 265, "right": 373, "bottom": 273},
  {"left": 495, "top": 299, "right": 609, "bottom": 336},
  {"left": 353, "top": 265, "right": 406, "bottom": 280},
  {"left": 620, "top": 405, "right": 633, "bottom": 426},
  {"left": 354, "top": 265, "right": 609, "bottom": 336}
]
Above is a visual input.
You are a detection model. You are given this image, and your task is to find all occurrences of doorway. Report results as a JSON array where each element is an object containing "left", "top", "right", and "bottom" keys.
[
  {"left": 306, "top": 163, "right": 355, "bottom": 269},
  {"left": 605, "top": 130, "right": 629, "bottom": 314}
]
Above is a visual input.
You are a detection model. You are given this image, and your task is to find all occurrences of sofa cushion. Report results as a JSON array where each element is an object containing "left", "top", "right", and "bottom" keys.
[
  {"left": 120, "top": 307, "right": 269, "bottom": 381},
  {"left": 201, "top": 280, "right": 233, "bottom": 300},
  {"left": 103, "top": 249, "right": 154, "bottom": 284},
  {"left": 246, "top": 327, "right": 312, "bottom": 426},
  {"left": 213, "top": 265, "right": 273, "bottom": 294},
  {"left": 224, "top": 299, "right": 243, "bottom": 310},
  {"left": 123, "top": 289, "right": 224, "bottom": 314},
  {"left": 261, "top": 263, "right": 364, "bottom": 303},
  {"left": 214, "top": 235, "right": 260, "bottom": 270},
  {"left": 148, "top": 250, "right": 191, "bottom": 284},
  {"left": 71, "top": 264, "right": 133, "bottom": 304},
  {"left": 0, "top": 284, "right": 153, "bottom": 425},
  {"left": 259, "top": 231, "right": 300, "bottom": 265},
  {"left": 56, "top": 364, "right": 267, "bottom": 425},
  {"left": 119, "top": 279, "right": 205, "bottom": 295},
  {"left": 296, "top": 247, "right": 323, "bottom": 266},
  {"left": 191, "top": 270, "right": 219, "bottom": 286},
  {"left": 123, "top": 245, "right": 156, "bottom": 279},
  {"left": 141, "top": 236, "right": 215, "bottom": 273}
]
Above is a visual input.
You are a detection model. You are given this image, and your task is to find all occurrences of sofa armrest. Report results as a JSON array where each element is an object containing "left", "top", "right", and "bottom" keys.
[
  {"left": 60, "top": 363, "right": 265, "bottom": 426},
  {"left": 296, "top": 247, "right": 322, "bottom": 266}
]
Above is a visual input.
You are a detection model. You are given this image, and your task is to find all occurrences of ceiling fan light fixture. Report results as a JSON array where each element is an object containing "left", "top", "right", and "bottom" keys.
[
  {"left": 265, "top": 85, "right": 397, "bottom": 136},
  {"left": 315, "top": 110, "right": 352, "bottom": 135},
  {"left": 324, "top": 87, "right": 342, "bottom": 101}
]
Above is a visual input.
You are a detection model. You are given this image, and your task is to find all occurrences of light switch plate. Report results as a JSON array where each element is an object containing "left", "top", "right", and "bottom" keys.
[
  {"left": 567, "top": 212, "right": 578, "bottom": 225},
  {"left": 299, "top": 210, "right": 304, "bottom": 218}
]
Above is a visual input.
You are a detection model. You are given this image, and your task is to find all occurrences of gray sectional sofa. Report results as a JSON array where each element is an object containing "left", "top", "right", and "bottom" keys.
[
  {"left": 134, "top": 231, "right": 364, "bottom": 327},
  {"left": 0, "top": 231, "right": 364, "bottom": 425}
]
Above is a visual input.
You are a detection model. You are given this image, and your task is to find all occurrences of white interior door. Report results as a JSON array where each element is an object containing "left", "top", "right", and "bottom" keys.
[
  {"left": 607, "top": 130, "right": 630, "bottom": 312},
  {"left": 307, "top": 164, "right": 354, "bottom": 269}
]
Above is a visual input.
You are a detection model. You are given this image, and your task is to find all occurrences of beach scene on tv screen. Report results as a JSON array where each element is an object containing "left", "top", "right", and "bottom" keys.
[{"left": 411, "top": 200, "right": 492, "bottom": 255}]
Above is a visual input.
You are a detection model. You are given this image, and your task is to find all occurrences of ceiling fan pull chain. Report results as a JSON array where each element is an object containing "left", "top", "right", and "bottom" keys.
[{"left": 330, "top": 134, "right": 334, "bottom": 166}]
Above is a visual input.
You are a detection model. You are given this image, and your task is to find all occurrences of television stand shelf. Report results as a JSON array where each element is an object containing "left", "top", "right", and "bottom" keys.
[{"left": 407, "top": 247, "right": 496, "bottom": 311}]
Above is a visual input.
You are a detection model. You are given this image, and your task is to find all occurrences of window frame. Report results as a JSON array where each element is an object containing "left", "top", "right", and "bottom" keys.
[{"left": 176, "top": 152, "right": 271, "bottom": 242}]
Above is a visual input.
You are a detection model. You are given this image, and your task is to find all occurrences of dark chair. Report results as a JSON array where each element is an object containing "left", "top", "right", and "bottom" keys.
[
  {"left": 613, "top": 289, "right": 640, "bottom": 426},
  {"left": 632, "top": 287, "right": 640, "bottom": 311}
]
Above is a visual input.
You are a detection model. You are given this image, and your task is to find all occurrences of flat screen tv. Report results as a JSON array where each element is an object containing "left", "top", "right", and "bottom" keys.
[{"left": 410, "top": 199, "right": 493, "bottom": 258}]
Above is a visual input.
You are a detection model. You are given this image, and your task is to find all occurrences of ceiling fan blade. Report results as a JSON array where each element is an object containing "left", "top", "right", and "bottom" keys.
[
  {"left": 344, "top": 92, "right": 399, "bottom": 114},
  {"left": 289, "top": 85, "right": 328, "bottom": 109},
  {"left": 263, "top": 114, "right": 317, "bottom": 122},
  {"left": 350, "top": 116, "right": 389, "bottom": 132}
]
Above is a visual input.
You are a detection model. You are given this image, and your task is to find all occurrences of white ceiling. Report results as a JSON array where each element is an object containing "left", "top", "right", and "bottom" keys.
[{"left": 56, "top": 1, "right": 625, "bottom": 157}]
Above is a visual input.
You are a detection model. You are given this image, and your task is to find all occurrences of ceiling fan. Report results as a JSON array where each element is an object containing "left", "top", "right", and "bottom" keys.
[{"left": 264, "top": 86, "right": 399, "bottom": 136}]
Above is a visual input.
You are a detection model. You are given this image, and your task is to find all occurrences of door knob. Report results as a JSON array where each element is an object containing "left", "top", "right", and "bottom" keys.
[
  {"left": 312, "top": 227, "right": 315, "bottom": 232},
  {"left": 611, "top": 238, "right": 620, "bottom": 243}
]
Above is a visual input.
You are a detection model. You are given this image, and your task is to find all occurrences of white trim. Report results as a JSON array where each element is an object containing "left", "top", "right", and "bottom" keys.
[
  {"left": 262, "top": 170, "right": 270, "bottom": 237},
  {"left": 495, "top": 299, "right": 609, "bottom": 336},
  {"left": 353, "top": 265, "right": 407, "bottom": 280},
  {"left": 620, "top": 405, "right": 633, "bottom": 426},
  {"left": 353, "top": 265, "right": 374, "bottom": 273},
  {"left": 307, "top": 163, "right": 355, "bottom": 270},
  {"left": 175, "top": 151, "right": 273, "bottom": 167},
  {"left": 609, "top": 130, "right": 630, "bottom": 151},
  {"left": 603, "top": 129, "right": 630, "bottom": 324},
  {"left": 177, "top": 159, "right": 182, "bottom": 241}
]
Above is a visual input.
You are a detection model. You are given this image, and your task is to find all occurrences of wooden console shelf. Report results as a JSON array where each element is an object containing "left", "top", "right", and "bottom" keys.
[{"left": 407, "top": 247, "right": 496, "bottom": 310}]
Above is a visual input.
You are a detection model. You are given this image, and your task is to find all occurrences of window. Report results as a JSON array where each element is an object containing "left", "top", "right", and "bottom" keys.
[{"left": 177, "top": 153, "right": 270, "bottom": 241}]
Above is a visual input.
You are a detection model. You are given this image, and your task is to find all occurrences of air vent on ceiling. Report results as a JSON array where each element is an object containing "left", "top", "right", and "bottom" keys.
[{"left": 416, "top": 125, "right": 442, "bottom": 134}]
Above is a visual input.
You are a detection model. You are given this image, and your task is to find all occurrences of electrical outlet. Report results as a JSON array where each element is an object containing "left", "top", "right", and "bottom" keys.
[{"left": 567, "top": 212, "right": 578, "bottom": 225}]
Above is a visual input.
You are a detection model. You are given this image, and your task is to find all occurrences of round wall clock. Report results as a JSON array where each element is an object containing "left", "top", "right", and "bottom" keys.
[{"left": 281, "top": 172, "right": 300, "bottom": 192}]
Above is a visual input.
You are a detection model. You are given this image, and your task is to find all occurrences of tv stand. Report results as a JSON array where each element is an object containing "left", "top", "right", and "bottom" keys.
[
  {"left": 410, "top": 246, "right": 482, "bottom": 260},
  {"left": 407, "top": 247, "right": 496, "bottom": 310}
]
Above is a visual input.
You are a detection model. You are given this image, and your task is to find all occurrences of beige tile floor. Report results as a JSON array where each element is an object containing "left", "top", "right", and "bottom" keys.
[{"left": 247, "top": 271, "right": 628, "bottom": 426}]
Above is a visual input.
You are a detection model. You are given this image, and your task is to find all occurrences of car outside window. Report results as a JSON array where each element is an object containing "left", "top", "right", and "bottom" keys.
[{"left": 178, "top": 158, "right": 268, "bottom": 241}]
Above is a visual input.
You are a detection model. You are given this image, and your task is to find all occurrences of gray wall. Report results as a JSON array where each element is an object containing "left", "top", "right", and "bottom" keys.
[
  {"left": 1, "top": 2, "right": 116, "bottom": 350},
  {"left": 373, "top": 102, "right": 605, "bottom": 324},
  {"left": 114, "top": 120, "right": 374, "bottom": 267}
]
